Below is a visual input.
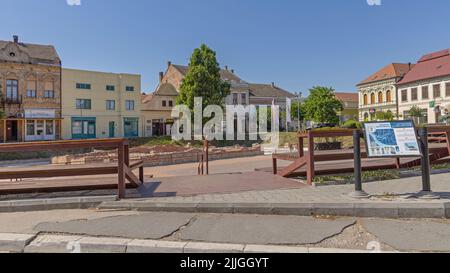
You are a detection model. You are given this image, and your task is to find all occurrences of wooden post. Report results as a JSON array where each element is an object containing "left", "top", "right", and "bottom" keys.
[
  {"left": 117, "top": 141, "right": 126, "bottom": 199},
  {"left": 272, "top": 158, "right": 278, "bottom": 175},
  {"left": 394, "top": 157, "right": 401, "bottom": 169},
  {"left": 298, "top": 137, "right": 304, "bottom": 157},
  {"left": 139, "top": 166, "right": 144, "bottom": 183},
  {"left": 124, "top": 142, "right": 130, "bottom": 167},
  {"left": 306, "top": 130, "right": 315, "bottom": 185}
]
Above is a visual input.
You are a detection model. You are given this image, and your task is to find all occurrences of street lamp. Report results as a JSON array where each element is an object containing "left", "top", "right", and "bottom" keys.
[{"left": 296, "top": 92, "right": 302, "bottom": 131}]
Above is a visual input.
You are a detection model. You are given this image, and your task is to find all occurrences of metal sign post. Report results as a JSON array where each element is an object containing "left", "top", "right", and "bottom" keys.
[
  {"left": 348, "top": 130, "right": 370, "bottom": 199},
  {"left": 417, "top": 127, "right": 440, "bottom": 199}
]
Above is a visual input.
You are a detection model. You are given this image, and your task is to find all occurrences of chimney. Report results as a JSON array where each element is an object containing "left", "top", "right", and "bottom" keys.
[
  {"left": 225, "top": 65, "right": 228, "bottom": 71},
  {"left": 408, "top": 62, "right": 412, "bottom": 71},
  {"left": 13, "top": 35, "right": 19, "bottom": 43},
  {"left": 231, "top": 69, "right": 234, "bottom": 74},
  {"left": 167, "top": 61, "right": 172, "bottom": 68},
  {"left": 159, "top": 72, "right": 164, "bottom": 82},
  {"left": 271, "top": 82, "right": 275, "bottom": 88}
]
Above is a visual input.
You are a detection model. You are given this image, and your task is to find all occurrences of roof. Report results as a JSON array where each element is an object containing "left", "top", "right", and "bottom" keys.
[
  {"left": 0, "top": 39, "right": 60, "bottom": 65},
  {"left": 397, "top": 49, "right": 450, "bottom": 85},
  {"left": 335, "top": 92, "right": 358, "bottom": 102},
  {"left": 154, "top": 83, "right": 179, "bottom": 96},
  {"left": 358, "top": 63, "right": 413, "bottom": 86},
  {"left": 172, "top": 64, "right": 245, "bottom": 84},
  {"left": 247, "top": 83, "right": 295, "bottom": 98}
]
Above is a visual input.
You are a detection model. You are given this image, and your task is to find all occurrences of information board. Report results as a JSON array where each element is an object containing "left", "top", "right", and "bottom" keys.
[{"left": 363, "top": 120, "right": 422, "bottom": 158}]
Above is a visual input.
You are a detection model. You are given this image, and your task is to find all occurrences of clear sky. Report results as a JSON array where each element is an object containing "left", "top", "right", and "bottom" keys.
[{"left": 2, "top": 0, "right": 450, "bottom": 95}]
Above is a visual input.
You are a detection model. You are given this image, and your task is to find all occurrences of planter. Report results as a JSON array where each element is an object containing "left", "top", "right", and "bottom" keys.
[{"left": 314, "top": 142, "right": 342, "bottom": 151}]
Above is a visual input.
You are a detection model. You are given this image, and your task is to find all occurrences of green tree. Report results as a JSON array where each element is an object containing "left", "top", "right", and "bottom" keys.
[
  {"left": 303, "top": 86, "right": 343, "bottom": 124},
  {"left": 176, "top": 44, "right": 231, "bottom": 112},
  {"left": 375, "top": 111, "right": 394, "bottom": 121},
  {"left": 290, "top": 101, "right": 305, "bottom": 122},
  {"left": 409, "top": 105, "right": 424, "bottom": 124}
]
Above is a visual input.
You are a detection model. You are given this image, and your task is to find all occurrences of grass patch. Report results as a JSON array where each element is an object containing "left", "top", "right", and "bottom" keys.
[{"left": 313, "top": 169, "right": 401, "bottom": 184}]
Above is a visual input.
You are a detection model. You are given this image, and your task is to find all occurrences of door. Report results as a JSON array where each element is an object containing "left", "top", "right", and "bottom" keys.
[
  {"left": 6, "top": 120, "right": 18, "bottom": 142},
  {"left": 109, "top": 121, "right": 115, "bottom": 138},
  {"left": 36, "top": 120, "right": 45, "bottom": 141}
]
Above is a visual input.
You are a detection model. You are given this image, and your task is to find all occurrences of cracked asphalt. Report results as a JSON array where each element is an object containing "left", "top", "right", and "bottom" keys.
[{"left": 1, "top": 209, "right": 450, "bottom": 252}]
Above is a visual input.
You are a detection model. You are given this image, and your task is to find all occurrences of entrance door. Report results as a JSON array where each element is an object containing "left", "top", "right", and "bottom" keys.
[
  {"left": 109, "top": 121, "right": 115, "bottom": 138},
  {"left": 6, "top": 120, "right": 18, "bottom": 142},
  {"left": 36, "top": 120, "right": 45, "bottom": 141}
]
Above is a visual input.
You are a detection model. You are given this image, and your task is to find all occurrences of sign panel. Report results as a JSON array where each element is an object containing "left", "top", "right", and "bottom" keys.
[
  {"left": 25, "top": 109, "right": 56, "bottom": 119},
  {"left": 363, "top": 120, "right": 421, "bottom": 158}
]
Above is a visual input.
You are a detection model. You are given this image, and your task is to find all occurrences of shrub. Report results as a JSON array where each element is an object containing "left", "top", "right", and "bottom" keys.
[{"left": 341, "top": 120, "right": 362, "bottom": 129}]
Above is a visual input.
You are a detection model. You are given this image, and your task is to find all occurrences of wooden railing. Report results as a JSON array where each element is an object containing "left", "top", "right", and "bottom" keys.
[
  {"left": 0, "top": 138, "right": 144, "bottom": 198},
  {"left": 273, "top": 126, "right": 450, "bottom": 185}
]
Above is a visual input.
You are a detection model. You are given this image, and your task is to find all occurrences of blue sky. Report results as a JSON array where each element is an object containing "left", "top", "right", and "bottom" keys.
[{"left": 2, "top": 0, "right": 450, "bottom": 95}]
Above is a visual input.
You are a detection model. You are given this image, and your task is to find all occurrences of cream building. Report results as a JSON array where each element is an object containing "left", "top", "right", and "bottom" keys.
[
  {"left": 61, "top": 68, "right": 142, "bottom": 139},
  {"left": 397, "top": 49, "right": 450, "bottom": 124},
  {"left": 357, "top": 63, "right": 412, "bottom": 121}
]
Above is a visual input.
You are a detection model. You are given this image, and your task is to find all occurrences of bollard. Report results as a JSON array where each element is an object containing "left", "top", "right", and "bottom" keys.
[
  {"left": 348, "top": 130, "right": 370, "bottom": 199},
  {"left": 417, "top": 127, "right": 439, "bottom": 199}
]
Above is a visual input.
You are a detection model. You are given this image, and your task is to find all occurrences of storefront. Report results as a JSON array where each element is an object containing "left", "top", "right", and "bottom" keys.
[
  {"left": 71, "top": 117, "right": 96, "bottom": 139},
  {"left": 124, "top": 117, "right": 139, "bottom": 138},
  {"left": 24, "top": 109, "right": 60, "bottom": 142}
]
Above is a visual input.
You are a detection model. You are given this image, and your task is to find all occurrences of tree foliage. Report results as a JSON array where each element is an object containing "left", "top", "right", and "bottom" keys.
[
  {"left": 303, "top": 86, "right": 343, "bottom": 124},
  {"left": 176, "top": 44, "right": 231, "bottom": 111},
  {"left": 375, "top": 111, "right": 395, "bottom": 121},
  {"left": 409, "top": 105, "right": 424, "bottom": 118}
]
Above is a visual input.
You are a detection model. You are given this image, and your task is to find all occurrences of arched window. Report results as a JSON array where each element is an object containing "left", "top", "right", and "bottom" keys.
[
  {"left": 386, "top": 90, "right": 392, "bottom": 102},
  {"left": 370, "top": 93, "right": 376, "bottom": 104},
  {"left": 363, "top": 94, "right": 368, "bottom": 105},
  {"left": 378, "top": 92, "right": 383, "bottom": 103}
]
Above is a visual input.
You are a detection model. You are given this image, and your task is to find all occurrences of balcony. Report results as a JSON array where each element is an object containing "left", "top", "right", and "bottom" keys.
[{"left": 2, "top": 95, "right": 23, "bottom": 105}]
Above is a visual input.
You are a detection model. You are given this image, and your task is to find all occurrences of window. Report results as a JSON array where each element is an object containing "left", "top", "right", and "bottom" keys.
[
  {"left": 446, "top": 82, "right": 450, "bottom": 97},
  {"left": 233, "top": 93, "right": 238, "bottom": 105},
  {"left": 27, "top": 120, "right": 35, "bottom": 136},
  {"left": 370, "top": 93, "right": 375, "bottom": 104},
  {"left": 363, "top": 94, "right": 368, "bottom": 105},
  {"left": 27, "top": 81, "right": 37, "bottom": 98},
  {"left": 44, "top": 90, "right": 55, "bottom": 98},
  {"left": 401, "top": 89, "right": 408, "bottom": 102},
  {"left": 76, "top": 99, "right": 92, "bottom": 109},
  {"left": 422, "top": 86, "right": 429, "bottom": 99},
  {"left": 378, "top": 92, "right": 383, "bottom": 103},
  {"left": 106, "top": 100, "right": 115, "bottom": 110},
  {"left": 386, "top": 90, "right": 392, "bottom": 102},
  {"left": 411, "top": 88, "right": 418, "bottom": 101},
  {"left": 46, "top": 121, "right": 54, "bottom": 135},
  {"left": 126, "top": 86, "right": 135, "bottom": 92},
  {"left": 162, "top": 100, "right": 167, "bottom": 107},
  {"left": 241, "top": 93, "right": 247, "bottom": 105},
  {"left": 106, "top": 85, "right": 115, "bottom": 91},
  {"left": 433, "top": 84, "right": 441, "bottom": 98},
  {"left": 168, "top": 100, "right": 173, "bottom": 107},
  {"left": 126, "top": 100, "right": 135, "bottom": 111},
  {"left": 76, "top": 83, "right": 91, "bottom": 90},
  {"left": 6, "top": 79, "right": 18, "bottom": 99}
]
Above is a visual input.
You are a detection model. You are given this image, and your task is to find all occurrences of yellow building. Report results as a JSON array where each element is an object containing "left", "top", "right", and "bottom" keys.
[{"left": 61, "top": 68, "right": 142, "bottom": 140}]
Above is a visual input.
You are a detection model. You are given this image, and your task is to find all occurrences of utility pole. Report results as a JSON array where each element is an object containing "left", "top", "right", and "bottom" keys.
[{"left": 297, "top": 92, "right": 302, "bottom": 131}]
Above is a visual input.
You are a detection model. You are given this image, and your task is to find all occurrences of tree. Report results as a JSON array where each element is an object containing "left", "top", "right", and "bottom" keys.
[
  {"left": 303, "top": 86, "right": 343, "bottom": 125},
  {"left": 409, "top": 105, "right": 424, "bottom": 124},
  {"left": 290, "top": 101, "right": 305, "bottom": 122},
  {"left": 176, "top": 44, "right": 231, "bottom": 112},
  {"left": 375, "top": 111, "right": 394, "bottom": 121}
]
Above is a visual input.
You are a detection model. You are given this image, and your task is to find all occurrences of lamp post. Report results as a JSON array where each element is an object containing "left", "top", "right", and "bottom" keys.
[{"left": 296, "top": 92, "right": 302, "bottom": 131}]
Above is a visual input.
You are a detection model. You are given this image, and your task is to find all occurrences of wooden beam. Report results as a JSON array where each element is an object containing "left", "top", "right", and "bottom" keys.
[{"left": 117, "top": 142, "right": 126, "bottom": 199}]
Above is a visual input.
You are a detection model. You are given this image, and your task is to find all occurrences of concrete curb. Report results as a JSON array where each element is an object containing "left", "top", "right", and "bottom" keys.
[
  {"left": 1, "top": 233, "right": 385, "bottom": 253},
  {"left": 0, "top": 196, "right": 117, "bottom": 213},
  {"left": 99, "top": 201, "right": 450, "bottom": 219}
]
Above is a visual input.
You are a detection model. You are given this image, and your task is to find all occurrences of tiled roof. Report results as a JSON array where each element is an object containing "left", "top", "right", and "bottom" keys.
[
  {"left": 0, "top": 39, "right": 60, "bottom": 64},
  {"left": 335, "top": 92, "right": 358, "bottom": 102},
  {"left": 172, "top": 64, "right": 246, "bottom": 84},
  {"left": 358, "top": 63, "right": 413, "bottom": 86},
  {"left": 154, "top": 83, "right": 179, "bottom": 96},
  {"left": 397, "top": 49, "right": 450, "bottom": 85}
]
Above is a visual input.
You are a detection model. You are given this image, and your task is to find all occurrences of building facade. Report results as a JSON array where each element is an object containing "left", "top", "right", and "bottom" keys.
[
  {"left": 335, "top": 92, "right": 359, "bottom": 123},
  {"left": 0, "top": 36, "right": 62, "bottom": 143},
  {"left": 142, "top": 62, "right": 295, "bottom": 136},
  {"left": 357, "top": 63, "right": 412, "bottom": 121},
  {"left": 397, "top": 49, "right": 450, "bottom": 124},
  {"left": 61, "top": 68, "right": 142, "bottom": 139}
]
